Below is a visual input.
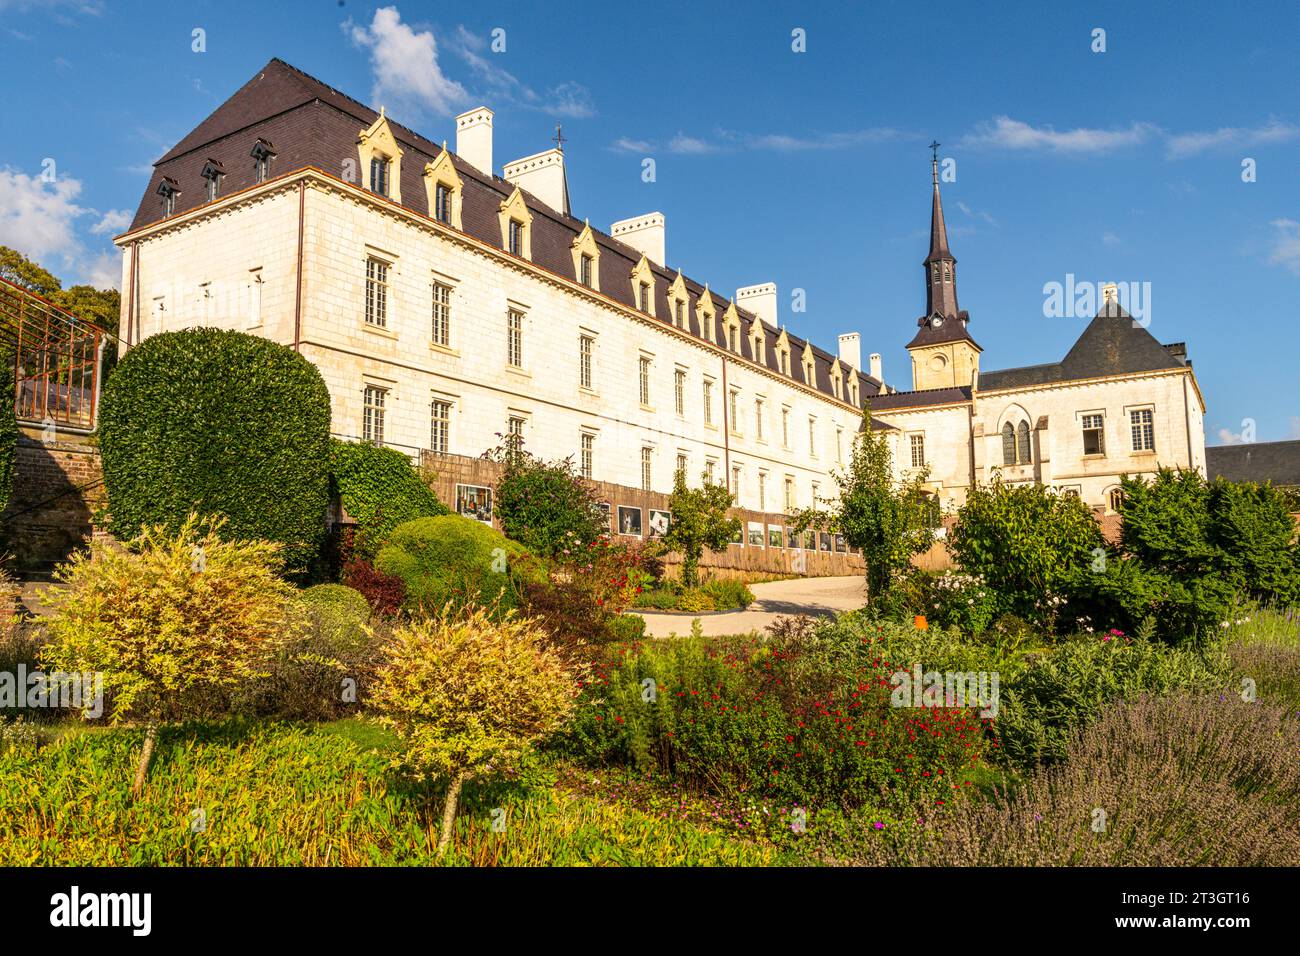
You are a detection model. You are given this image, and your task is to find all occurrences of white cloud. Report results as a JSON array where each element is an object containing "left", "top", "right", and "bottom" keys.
[
  {"left": 0, "top": 167, "right": 120, "bottom": 288},
  {"left": 90, "top": 209, "right": 130, "bottom": 236},
  {"left": 1217, "top": 427, "right": 1248, "bottom": 445},
  {"left": 1267, "top": 218, "right": 1300, "bottom": 276},
  {"left": 610, "top": 126, "right": 899, "bottom": 155},
  {"left": 1166, "top": 119, "right": 1300, "bottom": 159},
  {"left": 346, "top": 7, "right": 467, "bottom": 117},
  {"left": 0, "top": 0, "right": 102, "bottom": 13},
  {"left": 957, "top": 200, "right": 999, "bottom": 227},
  {"left": 1102, "top": 231, "right": 1122, "bottom": 246},
  {"left": 447, "top": 25, "right": 594, "bottom": 119},
  {"left": 961, "top": 116, "right": 1155, "bottom": 154}
]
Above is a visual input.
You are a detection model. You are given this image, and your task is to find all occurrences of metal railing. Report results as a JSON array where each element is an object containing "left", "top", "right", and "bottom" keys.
[{"left": 0, "top": 276, "right": 110, "bottom": 431}]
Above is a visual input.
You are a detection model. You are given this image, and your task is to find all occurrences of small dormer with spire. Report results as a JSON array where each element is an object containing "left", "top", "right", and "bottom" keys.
[{"left": 907, "top": 142, "right": 981, "bottom": 391}]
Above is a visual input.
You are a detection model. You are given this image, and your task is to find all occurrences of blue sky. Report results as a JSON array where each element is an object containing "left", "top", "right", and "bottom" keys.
[{"left": 2, "top": 0, "right": 1298, "bottom": 442}]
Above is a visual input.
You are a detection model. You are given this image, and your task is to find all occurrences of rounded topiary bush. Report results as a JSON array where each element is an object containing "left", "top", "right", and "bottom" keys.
[
  {"left": 375, "top": 514, "right": 537, "bottom": 615},
  {"left": 0, "top": 340, "right": 16, "bottom": 513},
  {"left": 98, "top": 329, "right": 331, "bottom": 573},
  {"left": 300, "top": 583, "right": 371, "bottom": 628},
  {"left": 329, "top": 438, "right": 448, "bottom": 557}
]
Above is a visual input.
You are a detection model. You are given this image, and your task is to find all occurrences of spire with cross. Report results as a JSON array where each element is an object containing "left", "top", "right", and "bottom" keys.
[{"left": 552, "top": 124, "right": 566, "bottom": 153}]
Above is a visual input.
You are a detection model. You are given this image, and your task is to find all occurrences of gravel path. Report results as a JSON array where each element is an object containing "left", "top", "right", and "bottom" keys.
[{"left": 631, "top": 575, "right": 868, "bottom": 637}]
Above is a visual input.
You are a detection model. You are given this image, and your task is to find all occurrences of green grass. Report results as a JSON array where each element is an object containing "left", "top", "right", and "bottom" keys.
[{"left": 0, "top": 717, "right": 775, "bottom": 866}]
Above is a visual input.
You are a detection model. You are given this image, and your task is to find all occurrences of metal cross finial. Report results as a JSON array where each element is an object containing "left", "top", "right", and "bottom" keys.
[
  {"left": 929, "top": 140, "right": 941, "bottom": 185},
  {"left": 552, "top": 124, "right": 567, "bottom": 152}
]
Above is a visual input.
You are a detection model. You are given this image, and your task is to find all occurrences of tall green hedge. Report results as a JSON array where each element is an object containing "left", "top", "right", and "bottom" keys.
[
  {"left": 329, "top": 438, "right": 448, "bottom": 556},
  {"left": 97, "top": 328, "right": 332, "bottom": 573},
  {"left": 0, "top": 340, "right": 16, "bottom": 514}
]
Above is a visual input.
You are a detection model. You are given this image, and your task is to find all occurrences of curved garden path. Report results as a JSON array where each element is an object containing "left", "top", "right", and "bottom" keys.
[{"left": 631, "top": 575, "right": 868, "bottom": 638}]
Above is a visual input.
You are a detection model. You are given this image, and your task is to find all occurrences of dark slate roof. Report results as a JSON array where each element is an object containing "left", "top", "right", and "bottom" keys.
[
  {"left": 865, "top": 385, "right": 973, "bottom": 411},
  {"left": 1206, "top": 440, "right": 1300, "bottom": 487},
  {"left": 979, "top": 299, "right": 1187, "bottom": 391},
  {"left": 906, "top": 312, "right": 978, "bottom": 349},
  {"left": 129, "top": 57, "right": 880, "bottom": 410}
]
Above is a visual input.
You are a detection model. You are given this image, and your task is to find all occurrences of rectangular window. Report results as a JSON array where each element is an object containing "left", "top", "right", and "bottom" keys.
[
  {"left": 809, "top": 417, "right": 817, "bottom": 457},
  {"left": 731, "top": 465, "right": 741, "bottom": 498},
  {"left": 784, "top": 477, "right": 795, "bottom": 512},
  {"left": 1130, "top": 409, "right": 1155, "bottom": 451},
  {"left": 758, "top": 472, "right": 767, "bottom": 511},
  {"left": 579, "top": 335, "right": 594, "bottom": 389},
  {"left": 728, "top": 325, "right": 738, "bottom": 352},
  {"left": 705, "top": 459, "right": 716, "bottom": 483},
  {"left": 255, "top": 156, "right": 269, "bottom": 183},
  {"left": 676, "top": 453, "right": 687, "bottom": 479},
  {"left": 365, "top": 258, "right": 388, "bottom": 328},
  {"left": 363, "top": 385, "right": 386, "bottom": 445},
  {"left": 431, "top": 281, "right": 451, "bottom": 347},
  {"left": 639, "top": 356, "right": 651, "bottom": 406},
  {"left": 755, "top": 399, "right": 765, "bottom": 441},
  {"left": 641, "top": 447, "right": 653, "bottom": 491},
  {"left": 782, "top": 407, "right": 790, "bottom": 448},
  {"left": 703, "top": 380, "right": 714, "bottom": 425},
  {"left": 836, "top": 427, "right": 844, "bottom": 464},
  {"left": 674, "top": 299, "right": 684, "bottom": 328},
  {"left": 434, "top": 183, "right": 453, "bottom": 224},
  {"left": 910, "top": 434, "right": 926, "bottom": 468},
  {"left": 638, "top": 281, "right": 650, "bottom": 312},
  {"left": 508, "top": 219, "right": 524, "bottom": 256},
  {"left": 370, "top": 157, "right": 389, "bottom": 196},
  {"left": 729, "top": 389, "right": 739, "bottom": 432},
  {"left": 430, "top": 399, "right": 451, "bottom": 454},
  {"left": 580, "top": 433, "right": 594, "bottom": 479},
  {"left": 674, "top": 369, "right": 685, "bottom": 415},
  {"left": 507, "top": 308, "right": 524, "bottom": 368},
  {"left": 205, "top": 175, "right": 219, "bottom": 203},
  {"left": 508, "top": 415, "right": 525, "bottom": 440},
  {"left": 579, "top": 253, "right": 593, "bottom": 288},
  {"left": 1082, "top": 413, "right": 1105, "bottom": 455},
  {"left": 811, "top": 481, "right": 819, "bottom": 505}
]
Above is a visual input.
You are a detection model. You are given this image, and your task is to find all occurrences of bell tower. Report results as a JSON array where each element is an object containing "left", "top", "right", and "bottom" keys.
[{"left": 907, "top": 142, "right": 981, "bottom": 391}]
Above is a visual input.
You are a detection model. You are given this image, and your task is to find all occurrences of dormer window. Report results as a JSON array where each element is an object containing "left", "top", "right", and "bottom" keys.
[
  {"left": 509, "top": 219, "right": 525, "bottom": 255},
  {"left": 251, "top": 139, "right": 275, "bottom": 183},
  {"left": 201, "top": 160, "right": 224, "bottom": 203},
  {"left": 638, "top": 281, "right": 651, "bottom": 312},
  {"left": 157, "top": 178, "right": 180, "bottom": 217},
  {"left": 580, "top": 253, "right": 594, "bottom": 288},
  {"left": 370, "top": 156, "right": 391, "bottom": 197},
  {"left": 434, "top": 182, "right": 453, "bottom": 223},
  {"left": 674, "top": 299, "right": 684, "bottom": 327}
]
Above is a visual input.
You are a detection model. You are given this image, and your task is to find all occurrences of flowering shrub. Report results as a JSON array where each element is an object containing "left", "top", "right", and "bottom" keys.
[
  {"left": 484, "top": 438, "right": 607, "bottom": 558},
  {"left": 929, "top": 572, "right": 1000, "bottom": 637},
  {"left": 562, "top": 624, "right": 992, "bottom": 813}
]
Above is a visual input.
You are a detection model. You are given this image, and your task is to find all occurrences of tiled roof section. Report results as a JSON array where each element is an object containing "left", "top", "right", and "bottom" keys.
[
  {"left": 865, "top": 385, "right": 972, "bottom": 411},
  {"left": 131, "top": 57, "right": 879, "bottom": 409},
  {"left": 906, "top": 312, "right": 978, "bottom": 349},
  {"left": 1206, "top": 440, "right": 1300, "bottom": 487},
  {"left": 979, "top": 299, "right": 1187, "bottom": 391}
]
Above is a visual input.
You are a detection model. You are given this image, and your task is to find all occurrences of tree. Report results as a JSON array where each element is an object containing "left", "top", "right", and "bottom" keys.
[
  {"left": 0, "top": 338, "right": 15, "bottom": 513},
  {"left": 482, "top": 435, "right": 607, "bottom": 558},
  {"left": 796, "top": 412, "right": 939, "bottom": 606},
  {"left": 369, "top": 606, "right": 580, "bottom": 855},
  {"left": 0, "top": 246, "right": 120, "bottom": 332},
  {"left": 661, "top": 466, "right": 741, "bottom": 587},
  {"left": 0, "top": 245, "right": 61, "bottom": 299},
  {"left": 98, "top": 329, "right": 332, "bottom": 575},
  {"left": 42, "top": 515, "right": 301, "bottom": 798}
]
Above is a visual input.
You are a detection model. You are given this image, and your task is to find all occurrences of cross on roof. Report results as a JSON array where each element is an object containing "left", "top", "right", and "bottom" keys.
[{"left": 552, "top": 124, "right": 566, "bottom": 152}]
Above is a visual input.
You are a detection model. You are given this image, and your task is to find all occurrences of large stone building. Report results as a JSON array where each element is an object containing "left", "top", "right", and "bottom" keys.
[
  {"left": 866, "top": 157, "right": 1207, "bottom": 514},
  {"left": 113, "top": 58, "right": 1207, "bottom": 518}
]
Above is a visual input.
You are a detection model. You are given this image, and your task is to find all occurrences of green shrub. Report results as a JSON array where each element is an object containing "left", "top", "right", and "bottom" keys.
[
  {"left": 0, "top": 339, "right": 15, "bottom": 513},
  {"left": 928, "top": 571, "right": 1000, "bottom": 637},
  {"left": 329, "top": 439, "right": 447, "bottom": 558},
  {"left": 97, "top": 329, "right": 331, "bottom": 573},
  {"left": 483, "top": 438, "right": 606, "bottom": 558},
  {"left": 950, "top": 479, "right": 1103, "bottom": 630},
  {"left": 300, "top": 583, "right": 370, "bottom": 628},
  {"left": 699, "top": 579, "right": 755, "bottom": 611},
  {"left": 997, "top": 633, "right": 1226, "bottom": 769},
  {"left": 375, "top": 514, "right": 534, "bottom": 615}
]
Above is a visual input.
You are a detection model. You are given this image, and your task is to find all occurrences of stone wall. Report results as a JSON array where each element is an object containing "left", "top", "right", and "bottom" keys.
[{"left": 0, "top": 428, "right": 107, "bottom": 576}]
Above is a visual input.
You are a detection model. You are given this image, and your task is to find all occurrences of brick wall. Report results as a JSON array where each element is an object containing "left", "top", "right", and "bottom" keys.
[
  {"left": 420, "top": 449, "right": 866, "bottom": 579},
  {"left": 0, "top": 429, "right": 107, "bottom": 576}
]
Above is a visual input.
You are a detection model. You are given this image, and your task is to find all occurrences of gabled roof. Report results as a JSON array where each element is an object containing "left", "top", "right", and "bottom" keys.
[
  {"left": 1206, "top": 440, "right": 1300, "bottom": 487},
  {"left": 865, "top": 385, "right": 973, "bottom": 411},
  {"left": 129, "top": 58, "right": 881, "bottom": 410},
  {"left": 980, "top": 298, "right": 1187, "bottom": 391}
]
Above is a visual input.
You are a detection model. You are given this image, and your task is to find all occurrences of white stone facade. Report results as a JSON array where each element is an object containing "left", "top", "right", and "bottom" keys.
[{"left": 116, "top": 173, "right": 860, "bottom": 513}]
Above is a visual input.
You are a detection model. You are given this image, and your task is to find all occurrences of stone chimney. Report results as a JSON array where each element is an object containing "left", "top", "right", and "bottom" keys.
[
  {"left": 455, "top": 106, "right": 493, "bottom": 175},
  {"left": 611, "top": 212, "right": 665, "bottom": 266},
  {"left": 869, "top": 352, "right": 883, "bottom": 385},
  {"left": 735, "top": 283, "right": 778, "bottom": 327},
  {"left": 837, "top": 333, "right": 862, "bottom": 372},
  {"left": 504, "top": 148, "right": 569, "bottom": 215}
]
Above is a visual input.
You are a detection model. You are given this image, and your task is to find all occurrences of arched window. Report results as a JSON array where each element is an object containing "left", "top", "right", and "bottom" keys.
[
  {"left": 1108, "top": 487, "right": 1124, "bottom": 513},
  {"left": 1001, "top": 422, "right": 1016, "bottom": 465},
  {"left": 1017, "top": 421, "right": 1032, "bottom": 463}
]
